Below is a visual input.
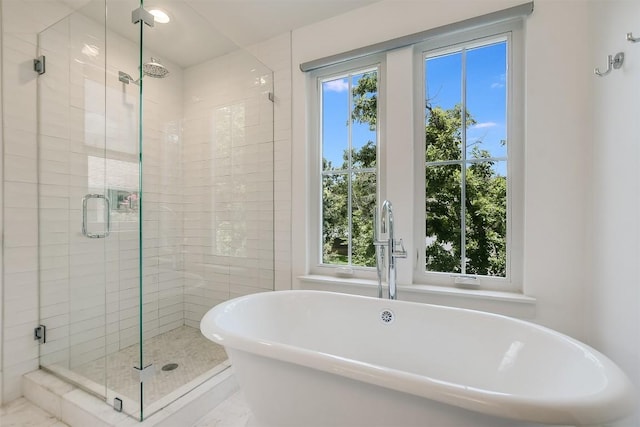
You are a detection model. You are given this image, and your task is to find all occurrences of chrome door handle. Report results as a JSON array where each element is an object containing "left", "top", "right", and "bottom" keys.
[{"left": 82, "top": 194, "right": 111, "bottom": 238}]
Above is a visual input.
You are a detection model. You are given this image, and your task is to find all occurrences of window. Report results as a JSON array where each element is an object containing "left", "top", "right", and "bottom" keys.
[
  {"left": 416, "top": 21, "right": 523, "bottom": 290},
  {"left": 307, "top": 19, "right": 523, "bottom": 290},
  {"left": 316, "top": 64, "right": 380, "bottom": 270},
  {"left": 423, "top": 38, "right": 509, "bottom": 278}
]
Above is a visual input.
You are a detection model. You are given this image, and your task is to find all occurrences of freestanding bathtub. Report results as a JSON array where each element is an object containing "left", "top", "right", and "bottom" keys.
[{"left": 200, "top": 290, "right": 636, "bottom": 427}]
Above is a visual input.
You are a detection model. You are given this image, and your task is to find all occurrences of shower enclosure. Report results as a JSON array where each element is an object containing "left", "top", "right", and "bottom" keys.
[{"left": 35, "top": 0, "right": 274, "bottom": 420}]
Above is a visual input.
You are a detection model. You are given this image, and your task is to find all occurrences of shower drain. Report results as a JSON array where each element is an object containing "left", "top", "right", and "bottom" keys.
[{"left": 161, "top": 363, "right": 179, "bottom": 372}]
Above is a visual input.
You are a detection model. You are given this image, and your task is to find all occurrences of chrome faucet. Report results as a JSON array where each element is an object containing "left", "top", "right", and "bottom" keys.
[{"left": 374, "top": 200, "right": 407, "bottom": 299}]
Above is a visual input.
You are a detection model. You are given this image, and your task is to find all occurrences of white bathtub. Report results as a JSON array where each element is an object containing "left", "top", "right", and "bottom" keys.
[{"left": 200, "top": 290, "right": 636, "bottom": 427}]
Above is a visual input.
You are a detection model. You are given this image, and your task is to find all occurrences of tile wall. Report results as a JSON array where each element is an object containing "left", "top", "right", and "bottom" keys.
[{"left": 181, "top": 49, "right": 275, "bottom": 328}]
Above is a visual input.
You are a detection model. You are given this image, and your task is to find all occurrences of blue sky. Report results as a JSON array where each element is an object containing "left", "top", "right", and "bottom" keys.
[
  {"left": 426, "top": 41, "right": 507, "bottom": 163},
  {"left": 322, "top": 73, "right": 375, "bottom": 170},
  {"left": 322, "top": 41, "right": 507, "bottom": 175}
]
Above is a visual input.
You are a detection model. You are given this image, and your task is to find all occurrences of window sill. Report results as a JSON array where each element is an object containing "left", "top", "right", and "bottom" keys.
[{"left": 298, "top": 275, "right": 536, "bottom": 319}]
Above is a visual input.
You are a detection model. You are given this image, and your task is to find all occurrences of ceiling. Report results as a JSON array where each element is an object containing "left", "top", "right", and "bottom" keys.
[{"left": 63, "top": 0, "right": 379, "bottom": 68}]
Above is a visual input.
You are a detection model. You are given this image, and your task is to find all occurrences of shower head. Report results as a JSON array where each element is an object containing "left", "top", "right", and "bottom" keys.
[{"left": 143, "top": 58, "right": 169, "bottom": 78}]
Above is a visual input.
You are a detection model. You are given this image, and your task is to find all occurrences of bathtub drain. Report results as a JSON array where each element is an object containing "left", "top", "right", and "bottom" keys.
[{"left": 380, "top": 309, "right": 394, "bottom": 324}]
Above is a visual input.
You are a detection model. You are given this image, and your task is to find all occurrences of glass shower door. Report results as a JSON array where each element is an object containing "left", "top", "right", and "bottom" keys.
[
  {"left": 37, "top": 0, "right": 145, "bottom": 418},
  {"left": 37, "top": 0, "right": 110, "bottom": 401}
]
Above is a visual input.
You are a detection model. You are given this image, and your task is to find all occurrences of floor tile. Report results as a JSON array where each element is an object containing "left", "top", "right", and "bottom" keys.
[
  {"left": 192, "top": 391, "right": 253, "bottom": 427},
  {"left": 0, "top": 397, "right": 69, "bottom": 427}
]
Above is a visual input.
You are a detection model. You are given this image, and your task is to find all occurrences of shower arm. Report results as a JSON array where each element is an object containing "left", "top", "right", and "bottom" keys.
[{"left": 118, "top": 71, "right": 139, "bottom": 86}]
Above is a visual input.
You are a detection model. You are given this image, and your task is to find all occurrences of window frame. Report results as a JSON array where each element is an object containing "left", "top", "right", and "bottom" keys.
[
  {"left": 307, "top": 54, "right": 385, "bottom": 279},
  {"left": 305, "top": 19, "right": 524, "bottom": 292},
  {"left": 308, "top": 56, "right": 385, "bottom": 279},
  {"left": 412, "top": 19, "right": 525, "bottom": 292}
]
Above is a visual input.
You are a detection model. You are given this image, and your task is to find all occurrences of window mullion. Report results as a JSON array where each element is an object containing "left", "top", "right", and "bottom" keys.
[
  {"left": 460, "top": 48, "right": 467, "bottom": 276},
  {"left": 426, "top": 157, "right": 506, "bottom": 167},
  {"left": 347, "top": 74, "right": 354, "bottom": 266},
  {"left": 318, "top": 81, "right": 324, "bottom": 266}
]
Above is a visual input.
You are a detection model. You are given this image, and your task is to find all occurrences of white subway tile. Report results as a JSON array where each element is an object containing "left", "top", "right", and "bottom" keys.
[
  {"left": 4, "top": 182, "right": 37, "bottom": 208},
  {"left": 4, "top": 127, "right": 37, "bottom": 158},
  {"left": 4, "top": 246, "right": 38, "bottom": 274},
  {"left": 4, "top": 334, "right": 39, "bottom": 367}
]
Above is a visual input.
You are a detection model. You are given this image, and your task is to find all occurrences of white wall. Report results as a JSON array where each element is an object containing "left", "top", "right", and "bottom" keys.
[
  {"left": 248, "top": 32, "right": 293, "bottom": 293},
  {"left": 588, "top": 1, "right": 640, "bottom": 425},
  {"left": 291, "top": 0, "right": 592, "bottom": 339},
  {"left": 522, "top": 0, "right": 592, "bottom": 338}
]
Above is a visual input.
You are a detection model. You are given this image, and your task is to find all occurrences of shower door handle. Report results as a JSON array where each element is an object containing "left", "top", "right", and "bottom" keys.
[{"left": 82, "top": 194, "right": 111, "bottom": 239}]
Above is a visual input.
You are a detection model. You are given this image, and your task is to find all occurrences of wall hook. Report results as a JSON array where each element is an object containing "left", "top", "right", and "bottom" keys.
[
  {"left": 627, "top": 32, "right": 639, "bottom": 43},
  {"left": 594, "top": 52, "right": 624, "bottom": 77}
]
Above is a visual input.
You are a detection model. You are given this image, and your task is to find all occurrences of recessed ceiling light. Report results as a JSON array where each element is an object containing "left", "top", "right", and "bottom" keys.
[{"left": 149, "top": 9, "right": 170, "bottom": 24}]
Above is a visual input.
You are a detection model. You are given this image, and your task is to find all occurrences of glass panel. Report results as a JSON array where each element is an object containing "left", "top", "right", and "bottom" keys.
[
  {"left": 37, "top": 0, "right": 109, "bottom": 401},
  {"left": 322, "top": 76, "right": 349, "bottom": 171},
  {"left": 425, "top": 164, "right": 462, "bottom": 273},
  {"left": 141, "top": 2, "right": 275, "bottom": 418},
  {"left": 465, "top": 161, "right": 507, "bottom": 277},
  {"left": 351, "top": 71, "right": 377, "bottom": 169},
  {"left": 322, "top": 173, "right": 348, "bottom": 264},
  {"left": 425, "top": 51, "right": 462, "bottom": 162},
  {"left": 103, "top": 0, "right": 143, "bottom": 416},
  {"left": 352, "top": 172, "right": 376, "bottom": 267},
  {"left": 136, "top": 0, "right": 145, "bottom": 419},
  {"left": 466, "top": 41, "right": 507, "bottom": 160}
]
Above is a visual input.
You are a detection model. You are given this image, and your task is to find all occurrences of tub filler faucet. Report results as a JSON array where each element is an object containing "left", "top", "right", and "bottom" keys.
[{"left": 374, "top": 200, "right": 407, "bottom": 299}]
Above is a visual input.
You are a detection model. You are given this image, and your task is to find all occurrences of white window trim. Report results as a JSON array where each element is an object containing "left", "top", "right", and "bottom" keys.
[
  {"left": 307, "top": 55, "right": 385, "bottom": 280},
  {"left": 306, "top": 19, "right": 525, "bottom": 293},
  {"left": 412, "top": 19, "right": 525, "bottom": 292}
]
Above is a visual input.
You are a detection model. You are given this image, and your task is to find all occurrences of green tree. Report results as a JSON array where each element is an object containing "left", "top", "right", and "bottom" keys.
[
  {"left": 464, "top": 146, "right": 507, "bottom": 276},
  {"left": 322, "top": 72, "right": 378, "bottom": 266},
  {"left": 323, "top": 72, "right": 507, "bottom": 275},
  {"left": 322, "top": 169, "right": 348, "bottom": 264},
  {"left": 425, "top": 105, "right": 506, "bottom": 276},
  {"left": 322, "top": 141, "right": 377, "bottom": 266},
  {"left": 351, "top": 73, "right": 377, "bottom": 131},
  {"left": 350, "top": 141, "right": 376, "bottom": 266}
]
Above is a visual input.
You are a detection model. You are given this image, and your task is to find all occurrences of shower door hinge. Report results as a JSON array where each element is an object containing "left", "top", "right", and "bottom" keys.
[
  {"left": 132, "top": 364, "right": 155, "bottom": 384},
  {"left": 34, "top": 56, "right": 46, "bottom": 75},
  {"left": 131, "top": 7, "right": 154, "bottom": 27},
  {"left": 113, "top": 397, "right": 123, "bottom": 413},
  {"left": 34, "top": 325, "right": 46, "bottom": 344},
  {"left": 268, "top": 92, "right": 275, "bottom": 102}
]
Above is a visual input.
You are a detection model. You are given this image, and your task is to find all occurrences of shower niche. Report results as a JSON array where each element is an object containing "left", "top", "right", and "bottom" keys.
[{"left": 35, "top": 0, "right": 274, "bottom": 420}]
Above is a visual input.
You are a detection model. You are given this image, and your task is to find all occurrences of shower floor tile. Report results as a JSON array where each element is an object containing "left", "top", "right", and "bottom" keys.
[{"left": 73, "top": 325, "right": 228, "bottom": 408}]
